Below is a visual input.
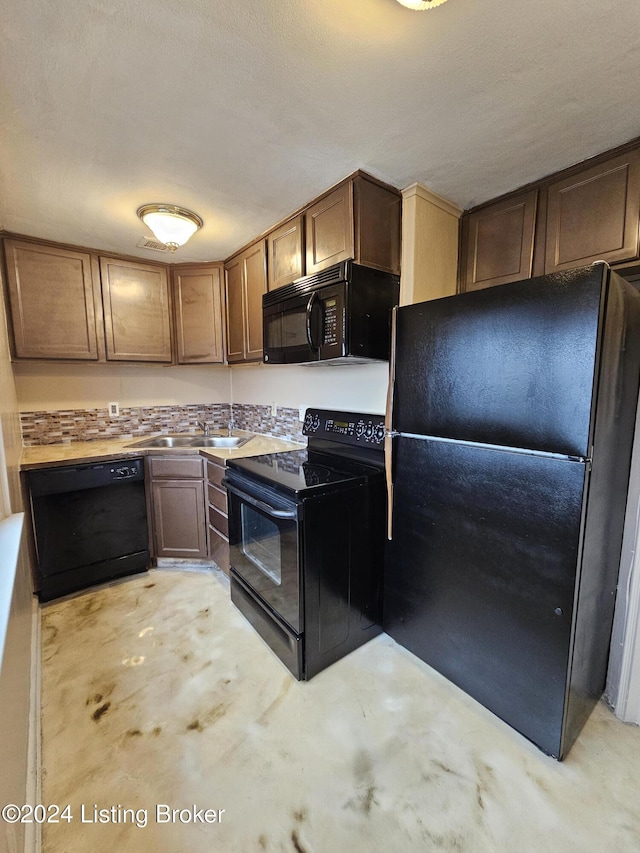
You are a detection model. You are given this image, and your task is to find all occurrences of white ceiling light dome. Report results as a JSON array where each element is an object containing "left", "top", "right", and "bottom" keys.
[
  {"left": 137, "top": 204, "right": 203, "bottom": 252},
  {"left": 396, "top": 0, "right": 449, "bottom": 9}
]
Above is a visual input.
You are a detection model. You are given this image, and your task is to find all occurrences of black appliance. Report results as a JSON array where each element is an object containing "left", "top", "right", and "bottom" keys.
[
  {"left": 224, "top": 409, "right": 386, "bottom": 679},
  {"left": 27, "top": 458, "right": 150, "bottom": 602},
  {"left": 384, "top": 263, "right": 640, "bottom": 759},
  {"left": 262, "top": 260, "right": 399, "bottom": 365}
]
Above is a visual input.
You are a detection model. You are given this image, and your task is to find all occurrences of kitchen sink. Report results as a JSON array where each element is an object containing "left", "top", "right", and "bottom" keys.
[{"left": 126, "top": 434, "right": 254, "bottom": 449}]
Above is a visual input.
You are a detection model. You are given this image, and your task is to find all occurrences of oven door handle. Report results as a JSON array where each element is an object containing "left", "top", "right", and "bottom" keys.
[{"left": 224, "top": 482, "right": 299, "bottom": 520}]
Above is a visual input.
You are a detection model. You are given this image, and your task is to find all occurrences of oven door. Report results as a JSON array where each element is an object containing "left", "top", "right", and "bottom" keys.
[{"left": 225, "top": 473, "right": 302, "bottom": 632}]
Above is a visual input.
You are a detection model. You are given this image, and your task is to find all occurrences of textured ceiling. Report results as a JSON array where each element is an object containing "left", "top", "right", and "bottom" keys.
[{"left": 2, "top": 0, "right": 640, "bottom": 263}]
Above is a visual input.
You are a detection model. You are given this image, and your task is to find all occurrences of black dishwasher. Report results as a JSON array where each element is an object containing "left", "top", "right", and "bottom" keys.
[{"left": 27, "top": 458, "right": 150, "bottom": 601}]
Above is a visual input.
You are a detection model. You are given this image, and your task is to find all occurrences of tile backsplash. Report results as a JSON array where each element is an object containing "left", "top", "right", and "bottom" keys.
[{"left": 20, "top": 403, "right": 305, "bottom": 446}]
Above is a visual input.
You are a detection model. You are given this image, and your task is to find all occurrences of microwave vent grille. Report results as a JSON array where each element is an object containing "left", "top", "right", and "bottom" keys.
[{"left": 263, "top": 261, "right": 349, "bottom": 307}]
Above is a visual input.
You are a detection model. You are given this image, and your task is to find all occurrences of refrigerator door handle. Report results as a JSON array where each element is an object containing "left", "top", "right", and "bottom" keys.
[
  {"left": 385, "top": 305, "right": 398, "bottom": 436},
  {"left": 385, "top": 306, "right": 399, "bottom": 540},
  {"left": 385, "top": 432, "right": 394, "bottom": 540}
]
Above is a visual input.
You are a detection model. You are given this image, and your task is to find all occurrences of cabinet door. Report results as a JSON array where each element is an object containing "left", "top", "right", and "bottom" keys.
[
  {"left": 545, "top": 150, "right": 640, "bottom": 273},
  {"left": 151, "top": 479, "right": 207, "bottom": 558},
  {"left": 305, "top": 182, "right": 354, "bottom": 275},
  {"left": 353, "top": 176, "right": 402, "bottom": 275},
  {"left": 224, "top": 255, "right": 245, "bottom": 363},
  {"left": 462, "top": 191, "right": 538, "bottom": 292},
  {"left": 100, "top": 257, "right": 172, "bottom": 362},
  {"left": 243, "top": 240, "right": 267, "bottom": 360},
  {"left": 4, "top": 239, "right": 101, "bottom": 360},
  {"left": 267, "top": 215, "right": 304, "bottom": 291},
  {"left": 173, "top": 264, "right": 225, "bottom": 363}
]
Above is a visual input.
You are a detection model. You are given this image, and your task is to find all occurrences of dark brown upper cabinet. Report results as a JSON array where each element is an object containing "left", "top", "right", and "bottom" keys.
[
  {"left": 3, "top": 239, "right": 103, "bottom": 360},
  {"left": 459, "top": 140, "right": 640, "bottom": 293},
  {"left": 224, "top": 253, "right": 245, "bottom": 363},
  {"left": 544, "top": 150, "right": 640, "bottom": 273},
  {"left": 100, "top": 256, "right": 172, "bottom": 362},
  {"left": 224, "top": 240, "right": 267, "bottom": 363},
  {"left": 2, "top": 170, "right": 400, "bottom": 366},
  {"left": 172, "top": 264, "right": 225, "bottom": 364},
  {"left": 353, "top": 175, "right": 402, "bottom": 275},
  {"left": 267, "top": 215, "right": 304, "bottom": 291},
  {"left": 305, "top": 174, "right": 401, "bottom": 277},
  {"left": 306, "top": 182, "right": 354, "bottom": 275},
  {"left": 461, "top": 190, "right": 538, "bottom": 292}
]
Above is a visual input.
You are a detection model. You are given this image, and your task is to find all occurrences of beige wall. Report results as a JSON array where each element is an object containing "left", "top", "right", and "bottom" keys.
[
  {"left": 0, "top": 267, "right": 35, "bottom": 853},
  {"left": 231, "top": 362, "right": 390, "bottom": 415},
  {"left": 14, "top": 362, "right": 231, "bottom": 411},
  {"left": 400, "top": 183, "right": 461, "bottom": 306}
]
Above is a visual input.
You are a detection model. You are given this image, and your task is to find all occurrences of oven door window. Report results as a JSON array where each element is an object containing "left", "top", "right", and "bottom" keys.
[
  {"left": 227, "top": 483, "right": 301, "bottom": 632},
  {"left": 241, "top": 504, "right": 282, "bottom": 584}
]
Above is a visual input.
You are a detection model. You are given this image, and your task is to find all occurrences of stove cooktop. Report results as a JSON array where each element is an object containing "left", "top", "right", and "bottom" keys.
[
  {"left": 226, "top": 448, "right": 380, "bottom": 497},
  {"left": 226, "top": 409, "right": 386, "bottom": 498}
]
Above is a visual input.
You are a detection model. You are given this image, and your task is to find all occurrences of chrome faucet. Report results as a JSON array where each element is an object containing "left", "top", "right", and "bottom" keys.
[
  {"left": 227, "top": 417, "right": 235, "bottom": 437},
  {"left": 197, "top": 420, "right": 210, "bottom": 436}
]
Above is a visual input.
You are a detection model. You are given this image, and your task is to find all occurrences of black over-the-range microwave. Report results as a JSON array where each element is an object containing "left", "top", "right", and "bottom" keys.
[{"left": 262, "top": 261, "right": 400, "bottom": 365}]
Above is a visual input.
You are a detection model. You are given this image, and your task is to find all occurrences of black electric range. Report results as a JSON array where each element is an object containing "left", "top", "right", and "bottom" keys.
[{"left": 223, "top": 409, "right": 386, "bottom": 680}]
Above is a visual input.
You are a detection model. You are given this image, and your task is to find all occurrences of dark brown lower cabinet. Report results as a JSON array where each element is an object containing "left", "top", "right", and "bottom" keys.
[
  {"left": 148, "top": 455, "right": 208, "bottom": 559},
  {"left": 206, "top": 458, "right": 229, "bottom": 574}
]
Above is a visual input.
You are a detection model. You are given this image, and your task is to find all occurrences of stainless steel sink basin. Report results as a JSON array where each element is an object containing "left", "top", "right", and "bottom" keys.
[
  {"left": 126, "top": 434, "right": 253, "bottom": 449},
  {"left": 200, "top": 436, "right": 248, "bottom": 448}
]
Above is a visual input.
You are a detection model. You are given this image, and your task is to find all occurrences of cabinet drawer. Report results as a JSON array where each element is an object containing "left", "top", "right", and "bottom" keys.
[
  {"left": 208, "top": 482, "right": 227, "bottom": 513},
  {"left": 208, "top": 504, "right": 228, "bottom": 537},
  {"left": 149, "top": 456, "right": 204, "bottom": 479},
  {"left": 209, "top": 525, "right": 230, "bottom": 574},
  {"left": 206, "top": 460, "right": 226, "bottom": 488}
]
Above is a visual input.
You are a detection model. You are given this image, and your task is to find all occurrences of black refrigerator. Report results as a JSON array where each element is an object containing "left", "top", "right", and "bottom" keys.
[{"left": 383, "top": 264, "right": 640, "bottom": 759}]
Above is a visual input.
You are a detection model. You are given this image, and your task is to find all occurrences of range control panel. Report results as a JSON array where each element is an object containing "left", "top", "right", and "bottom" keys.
[{"left": 303, "top": 409, "right": 386, "bottom": 446}]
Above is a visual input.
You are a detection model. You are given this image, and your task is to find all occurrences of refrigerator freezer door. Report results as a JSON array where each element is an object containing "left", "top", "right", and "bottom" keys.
[
  {"left": 392, "top": 266, "right": 605, "bottom": 458},
  {"left": 383, "top": 436, "right": 586, "bottom": 758}
]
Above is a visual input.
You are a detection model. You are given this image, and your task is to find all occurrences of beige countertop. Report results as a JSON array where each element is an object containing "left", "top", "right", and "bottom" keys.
[{"left": 20, "top": 431, "right": 305, "bottom": 470}]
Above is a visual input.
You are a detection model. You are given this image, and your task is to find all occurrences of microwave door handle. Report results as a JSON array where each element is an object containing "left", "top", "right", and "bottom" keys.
[
  {"left": 306, "top": 292, "right": 320, "bottom": 351},
  {"left": 224, "top": 482, "right": 298, "bottom": 520}
]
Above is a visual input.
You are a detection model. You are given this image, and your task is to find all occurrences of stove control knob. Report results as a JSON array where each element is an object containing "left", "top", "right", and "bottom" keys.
[
  {"left": 355, "top": 420, "right": 366, "bottom": 438},
  {"left": 374, "top": 424, "right": 386, "bottom": 443},
  {"left": 304, "top": 413, "right": 320, "bottom": 433},
  {"left": 365, "top": 422, "right": 374, "bottom": 439}
]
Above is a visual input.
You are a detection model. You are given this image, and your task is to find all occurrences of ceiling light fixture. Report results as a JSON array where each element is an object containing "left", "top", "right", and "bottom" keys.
[
  {"left": 396, "top": 0, "right": 449, "bottom": 9},
  {"left": 137, "top": 204, "right": 203, "bottom": 252}
]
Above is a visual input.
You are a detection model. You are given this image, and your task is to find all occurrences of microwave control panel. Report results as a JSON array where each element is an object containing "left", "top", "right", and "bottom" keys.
[
  {"left": 321, "top": 297, "right": 339, "bottom": 346},
  {"left": 303, "top": 409, "right": 386, "bottom": 446}
]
